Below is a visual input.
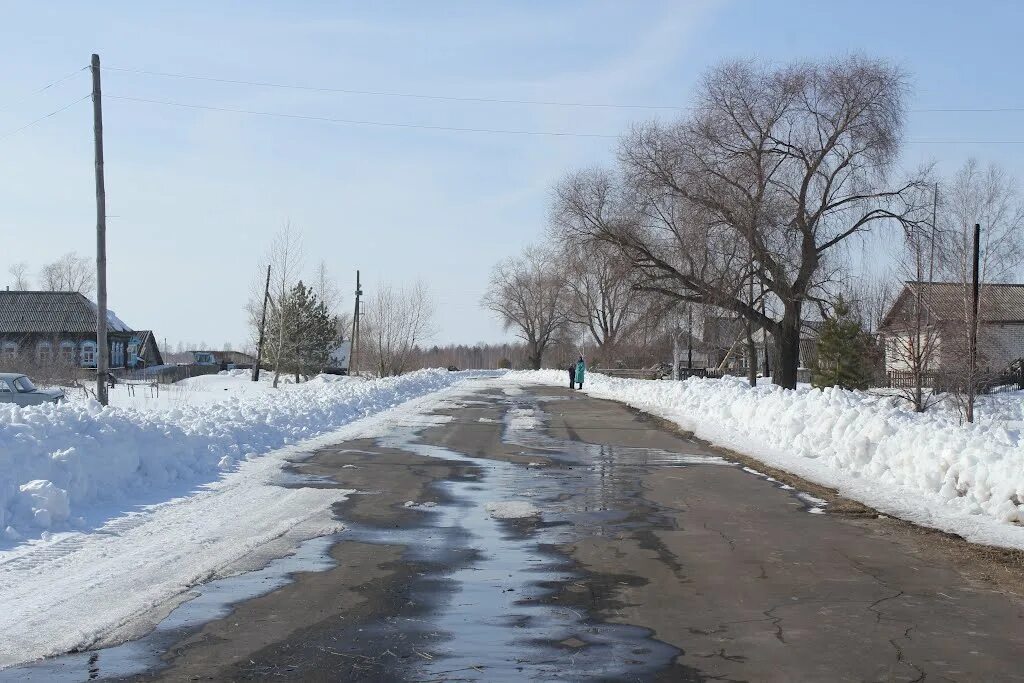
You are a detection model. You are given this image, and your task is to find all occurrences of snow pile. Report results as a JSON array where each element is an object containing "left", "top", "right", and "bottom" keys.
[
  {"left": 510, "top": 371, "right": 1024, "bottom": 549},
  {"left": 61, "top": 368, "right": 315, "bottom": 412},
  {"left": 0, "top": 370, "right": 471, "bottom": 541},
  {"left": 485, "top": 500, "right": 541, "bottom": 519}
]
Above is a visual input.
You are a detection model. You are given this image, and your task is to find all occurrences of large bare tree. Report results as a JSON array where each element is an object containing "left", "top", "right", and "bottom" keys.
[
  {"left": 482, "top": 246, "right": 570, "bottom": 370},
  {"left": 39, "top": 252, "right": 96, "bottom": 296},
  {"left": 560, "top": 236, "right": 648, "bottom": 362},
  {"left": 554, "top": 56, "right": 922, "bottom": 388}
]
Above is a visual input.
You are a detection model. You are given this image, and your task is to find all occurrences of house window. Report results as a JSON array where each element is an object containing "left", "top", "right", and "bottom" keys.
[
  {"left": 60, "top": 341, "right": 75, "bottom": 364},
  {"left": 1, "top": 341, "right": 16, "bottom": 362},
  {"left": 81, "top": 341, "right": 97, "bottom": 368},
  {"left": 36, "top": 341, "right": 53, "bottom": 364},
  {"left": 112, "top": 341, "right": 124, "bottom": 367}
]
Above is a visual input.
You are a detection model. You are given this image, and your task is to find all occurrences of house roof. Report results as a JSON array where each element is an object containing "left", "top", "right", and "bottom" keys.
[
  {"left": 133, "top": 330, "right": 164, "bottom": 366},
  {"left": 879, "top": 282, "right": 1024, "bottom": 331},
  {"left": 0, "top": 291, "right": 133, "bottom": 335}
]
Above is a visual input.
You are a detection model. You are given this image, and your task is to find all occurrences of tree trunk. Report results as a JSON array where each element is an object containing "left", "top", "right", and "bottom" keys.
[
  {"left": 745, "top": 319, "right": 757, "bottom": 387},
  {"left": 528, "top": 339, "right": 543, "bottom": 370},
  {"left": 772, "top": 303, "right": 801, "bottom": 389},
  {"left": 672, "top": 332, "right": 680, "bottom": 381}
]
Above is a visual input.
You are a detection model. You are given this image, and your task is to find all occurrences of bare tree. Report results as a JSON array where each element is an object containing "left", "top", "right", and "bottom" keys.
[
  {"left": 482, "top": 246, "right": 570, "bottom": 370},
  {"left": 363, "top": 281, "right": 436, "bottom": 377},
  {"left": 939, "top": 160, "right": 1024, "bottom": 422},
  {"left": 554, "top": 56, "right": 922, "bottom": 388},
  {"left": 559, "top": 236, "right": 651, "bottom": 364},
  {"left": 39, "top": 252, "right": 96, "bottom": 296},
  {"left": 247, "top": 223, "right": 304, "bottom": 387},
  {"left": 8, "top": 262, "right": 30, "bottom": 290},
  {"left": 844, "top": 275, "right": 897, "bottom": 335},
  {"left": 312, "top": 260, "right": 351, "bottom": 349},
  {"left": 881, "top": 238, "right": 944, "bottom": 412}
]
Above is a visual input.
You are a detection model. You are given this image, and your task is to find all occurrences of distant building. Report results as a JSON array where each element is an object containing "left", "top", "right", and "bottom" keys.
[
  {"left": 0, "top": 291, "right": 162, "bottom": 371},
  {"left": 185, "top": 350, "right": 256, "bottom": 369},
  {"left": 878, "top": 281, "right": 1024, "bottom": 372}
]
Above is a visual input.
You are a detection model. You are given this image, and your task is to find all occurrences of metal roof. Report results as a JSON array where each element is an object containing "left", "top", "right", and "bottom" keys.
[
  {"left": 0, "top": 291, "right": 133, "bottom": 335},
  {"left": 880, "top": 281, "right": 1024, "bottom": 330}
]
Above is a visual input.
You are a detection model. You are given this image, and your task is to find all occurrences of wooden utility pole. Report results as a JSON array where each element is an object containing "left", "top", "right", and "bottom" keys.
[
  {"left": 967, "top": 223, "right": 981, "bottom": 423},
  {"left": 252, "top": 264, "right": 272, "bottom": 381},
  {"left": 349, "top": 270, "right": 362, "bottom": 376},
  {"left": 91, "top": 53, "right": 109, "bottom": 406}
]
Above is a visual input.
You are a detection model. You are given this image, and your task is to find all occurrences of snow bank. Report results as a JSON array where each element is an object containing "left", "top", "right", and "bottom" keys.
[
  {"left": 0, "top": 370, "right": 471, "bottom": 541},
  {"left": 510, "top": 371, "right": 1024, "bottom": 550}
]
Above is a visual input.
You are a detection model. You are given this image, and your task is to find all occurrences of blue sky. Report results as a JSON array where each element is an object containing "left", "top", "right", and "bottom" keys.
[{"left": 2, "top": 1, "right": 1022, "bottom": 348}]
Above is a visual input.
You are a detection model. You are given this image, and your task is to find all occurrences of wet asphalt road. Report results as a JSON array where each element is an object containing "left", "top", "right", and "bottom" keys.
[{"left": 12, "top": 381, "right": 1024, "bottom": 682}]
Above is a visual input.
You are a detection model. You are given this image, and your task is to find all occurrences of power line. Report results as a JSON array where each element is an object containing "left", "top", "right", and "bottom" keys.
[
  {"left": 102, "top": 66, "right": 684, "bottom": 111},
  {"left": 106, "top": 94, "right": 620, "bottom": 138},
  {"left": 103, "top": 66, "right": 1024, "bottom": 114},
  {"left": 107, "top": 94, "right": 1024, "bottom": 143},
  {"left": 0, "top": 66, "right": 88, "bottom": 113},
  {"left": 909, "top": 139, "right": 1024, "bottom": 144},
  {"left": 0, "top": 93, "right": 91, "bottom": 142}
]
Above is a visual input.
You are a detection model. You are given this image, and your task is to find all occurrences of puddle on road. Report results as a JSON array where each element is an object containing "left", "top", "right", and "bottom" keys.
[{"left": 360, "top": 413, "right": 684, "bottom": 681}]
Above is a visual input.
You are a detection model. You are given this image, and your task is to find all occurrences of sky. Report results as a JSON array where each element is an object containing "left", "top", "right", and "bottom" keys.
[{"left": 2, "top": 1, "right": 1023, "bottom": 349}]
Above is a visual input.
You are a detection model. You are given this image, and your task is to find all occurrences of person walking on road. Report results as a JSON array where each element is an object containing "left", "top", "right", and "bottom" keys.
[
  {"left": 567, "top": 364, "right": 576, "bottom": 390},
  {"left": 574, "top": 356, "right": 586, "bottom": 390}
]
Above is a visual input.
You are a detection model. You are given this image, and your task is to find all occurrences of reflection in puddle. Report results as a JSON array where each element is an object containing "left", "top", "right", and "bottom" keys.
[{"left": 367, "top": 410, "right": 682, "bottom": 681}]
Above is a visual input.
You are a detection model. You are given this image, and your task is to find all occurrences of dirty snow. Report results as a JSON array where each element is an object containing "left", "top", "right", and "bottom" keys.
[
  {"left": 506, "top": 407, "right": 540, "bottom": 431},
  {"left": 485, "top": 500, "right": 541, "bottom": 519},
  {"left": 509, "top": 371, "right": 1024, "bottom": 550}
]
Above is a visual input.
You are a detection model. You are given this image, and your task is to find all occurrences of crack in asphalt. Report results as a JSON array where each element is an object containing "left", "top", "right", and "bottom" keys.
[
  {"left": 762, "top": 605, "right": 787, "bottom": 644},
  {"left": 694, "top": 648, "right": 747, "bottom": 663},
  {"left": 831, "top": 548, "right": 930, "bottom": 679},
  {"left": 889, "top": 625, "right": 927, "bottom": 683},
  {"left": 833, "top": 548, "right": 911, "bottom": 623},
  {"left": 702, "top": 521, "right": 737, "bottom": 552}
]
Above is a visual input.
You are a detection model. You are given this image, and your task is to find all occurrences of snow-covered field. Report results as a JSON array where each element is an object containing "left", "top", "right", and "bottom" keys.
[
  {"left": 512, "top": 371, "right": 1024, "bottom": 551},
  {"left": 0, "top": 370, "right": 487, "bottom": 667},
  {"left": 59, "top": 368, "right": 305, "bottom": 411}
]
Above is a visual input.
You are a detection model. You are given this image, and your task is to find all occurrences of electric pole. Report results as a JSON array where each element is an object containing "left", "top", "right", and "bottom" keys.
[
  {"left": 350, "top": 270, "right": 362, "bottom": 376},
  {"left": 968, "top": 223, "right": 981, "bottom": 423},
  {"left": 252, "top": 264, "right": 271, "bottom": 382},
  {"left": 91, "top": 53, "right": 109, "bottom": 406}
]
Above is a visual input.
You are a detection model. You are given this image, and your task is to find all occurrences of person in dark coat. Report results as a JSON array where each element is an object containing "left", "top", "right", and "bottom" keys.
[
  {"left": 567, "top": 364, "right": 576, "bottom": 390},
  {"left": 574, "top": 356, "right": 586, "bottom": 390}
]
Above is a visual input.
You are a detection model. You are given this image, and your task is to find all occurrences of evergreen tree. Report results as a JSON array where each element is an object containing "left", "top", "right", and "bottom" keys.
[
  {"left": 812, "top": 298, "right": 875, "bottom": 390},
  {"left": 265, "top": 281, "right": 339, "bottom": 381}
]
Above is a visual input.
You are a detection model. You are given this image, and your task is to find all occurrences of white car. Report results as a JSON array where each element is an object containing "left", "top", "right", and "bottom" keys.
[{"left": 0, "top": 373, "right": 65, "bottom": 406}]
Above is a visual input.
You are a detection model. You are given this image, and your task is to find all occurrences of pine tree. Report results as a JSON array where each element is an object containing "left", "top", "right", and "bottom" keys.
[
  {"left": 266, "top": 281, "right": 339, "bottom": 381},
  {"left": 812, "top": 298, "right": 875, "bottom": 390}
]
